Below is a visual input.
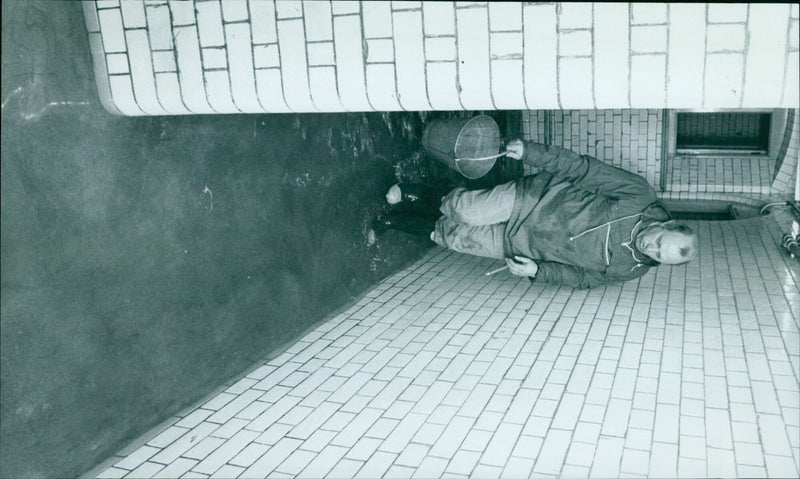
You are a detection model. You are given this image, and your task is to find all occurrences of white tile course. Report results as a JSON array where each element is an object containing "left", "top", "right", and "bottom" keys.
[
  {"left": 211, "top": 418, "right": 249, "bottom": 439},
  {"left": 125, "top": 29, "right": 167, "bottom": 114},
  {"left": 195, "top": 1, "right": 225, "bottom": 47},
  {"left": 559, "top": 30, "right": 592, "bottom": 57},
  {"left": 145, "top": 3, "right": 172, "bottom": 50},
  {"left": 490, "top": 31, "right": 523, "bottom": 58},
  {"left": 151, "top": 51, "right": 175, "bottom": 73},
  {"left": 455, "top": 7, "right": 492, "bottom": 109},
  {"left": 592, "top": 436, "right": 625, "bottom": 477},
  {"left": 333, "top": 15, "right": 372, "bottom": 111},
  {"left": 302, "top": 1, "right": 333, "bottom": 41},
  {"left": 632, "top": 3, "right": 667, "bottom": 24},
  {"left": 275, "top": 1, "right": 303, "bottom": 20},
  {"left": 201, "top": 47, "right": 226, "bottom": 70},
  {"left": 490, "top": 59, "right": 525, "bottom": 110},
  {"left": 534, "top": 428, "right": 571, "bottom": 474},
  {"left": 422, "top": 2, "right": 454, "bottom": 36},
  {"left": 424, "top": 37, "right": 455, "bottom": 62},
  {"left": 742, "top": 5, "right": 790, "bottom": 107},
  {"left": 276, "top": 19, "right": 316, "bottom": 112},
  {"left": 98, "top": 8, "right": 126, "bottom": 53},
  {"left": 392, "top": 10, "right": 431, "bottom": 110},
  {"left": 593, "top": 2, "right": 629, "bottom": 109},
  {"left": 704, "top": 53, "right": 744, "bottom": 109},
  {"left": 204, "top": 70, "right": 240, "bottom": 113},
  {"left": 558, "top": 2, "right": 593, "bottom": 29},
  {"left": 248, "top": 0, "right": 277, "bottom": 44},
  {"left": 120, "top": 1, "right": 146, "bottom": 28},
  {"left": 708, "top": 3, "right": 748, "bottom": 23},
  {"left": 631, "top": 25, "right": 667, "bottom": 53},
  {"left": 87, "top": 1, "right": 797, "bottom": 114},
  {"left": 488, "top": 2, "right": 521, "bottom": 32},
  {"left": 707, "top": 24, "right": 746, "bottom": 52},
  {"left": 630, "top": 54, "right": 666, "bottom": 107},
  {"left": 106, "top": 53, "right": 129, "bottom": 74},
  {"left": 559, "top": 57, "right": 594, "bottom": 109},
  {"left": 220, "top": 0, "right": 248, "bottom": 22},
  {"left": 126, "top": 462, "right": 163, "bottom": 478}
]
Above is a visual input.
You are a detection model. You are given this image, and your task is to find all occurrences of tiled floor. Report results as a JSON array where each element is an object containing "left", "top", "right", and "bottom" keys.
[{"left": 92, "top": 216, "right": 799, "bottom": 479}]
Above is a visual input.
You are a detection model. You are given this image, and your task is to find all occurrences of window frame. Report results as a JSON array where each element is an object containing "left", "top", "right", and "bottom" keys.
[
  {"left": 660, "top": 108, "right": 789, "bottom": 191},
  {"left": 665, "top": 108, "right": 787, "bottom": 158}
]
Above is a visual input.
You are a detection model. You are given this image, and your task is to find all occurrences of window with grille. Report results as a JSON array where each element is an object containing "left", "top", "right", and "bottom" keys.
[
  {"left": 664, "top": 109, "right": 788, "bottom": 160},
  {"left": 660, "top": 109, "right": 788, "bottom": 191},
  {"left": 675, "top": 112, "right": 771, "bottom": 155}
]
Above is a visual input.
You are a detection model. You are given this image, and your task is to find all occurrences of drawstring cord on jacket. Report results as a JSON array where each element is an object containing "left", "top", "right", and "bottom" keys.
[
  {"left": 622, "top": 219, "right": 646, "bottom": 271},
  {"left": 567, "top": 202, "right": 667, "bottom": 270},
  {"left": 567, "top": 212, "right": 645, "bottom": 241},
  {"left": 568, "top": 212, "right": 644, "bottom": 267}
]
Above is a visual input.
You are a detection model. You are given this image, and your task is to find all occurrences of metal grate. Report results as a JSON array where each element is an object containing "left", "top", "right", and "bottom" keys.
[{"left": 676, "top": 112, "right": 771, "bottom": 152}]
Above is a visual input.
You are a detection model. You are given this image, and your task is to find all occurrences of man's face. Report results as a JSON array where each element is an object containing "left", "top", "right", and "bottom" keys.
[{"left": 636, "top": 225, "right": 692, "bottom": 264}]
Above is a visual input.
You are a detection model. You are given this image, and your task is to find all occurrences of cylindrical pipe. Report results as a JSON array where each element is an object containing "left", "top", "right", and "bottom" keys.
[
  {"left": 783, "top": 234, "right": 800, "bottom": 259},
  {"left": 787, "top": 241, "right": 800, "bottom": 259}
]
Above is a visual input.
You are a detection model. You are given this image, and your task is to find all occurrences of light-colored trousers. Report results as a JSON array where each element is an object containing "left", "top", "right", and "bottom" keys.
[{"left": 431, "top": 181, "right": 516, "bottom": 259}]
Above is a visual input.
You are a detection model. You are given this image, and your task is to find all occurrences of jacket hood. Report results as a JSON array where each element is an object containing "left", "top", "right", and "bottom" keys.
[
  {"left": 628, "top": 201, "right": 671, "bottom": 266},
  {"left": 642, "top": 201, "right": 671, "bottom": 222}
]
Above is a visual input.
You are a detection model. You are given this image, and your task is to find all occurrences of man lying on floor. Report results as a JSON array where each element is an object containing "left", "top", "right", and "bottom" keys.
[{"left": 370, "top": 139, "right": 698, "bottom": 289}]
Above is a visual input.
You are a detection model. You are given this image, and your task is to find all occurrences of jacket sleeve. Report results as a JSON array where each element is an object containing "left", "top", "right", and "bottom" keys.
[
  {"left": 532, "top": 260, "right": 648, "bottom": 289},
  {"left": 521, "top": 141, "right": 655, "bottom": 203}
]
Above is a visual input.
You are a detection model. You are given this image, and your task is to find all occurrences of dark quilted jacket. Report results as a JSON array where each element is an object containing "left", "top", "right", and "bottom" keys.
[{"left": 503, "top": 142, "right": 670, "bottom": 289}]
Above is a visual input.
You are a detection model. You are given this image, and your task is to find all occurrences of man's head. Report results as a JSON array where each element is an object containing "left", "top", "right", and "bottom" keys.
[{"left": 635, "top": 221, "right": 698, "bottom": 265}]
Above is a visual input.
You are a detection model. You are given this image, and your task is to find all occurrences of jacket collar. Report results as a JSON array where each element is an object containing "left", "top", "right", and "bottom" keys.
[
  {"left": 637, "top": 201, "right": 670, "bottom": 266},
  {"left": 624, "top": 218, "right": 661, "bottom": 266}
]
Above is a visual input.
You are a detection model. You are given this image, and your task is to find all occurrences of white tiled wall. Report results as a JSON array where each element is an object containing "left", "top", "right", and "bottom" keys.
[
  {"left": 522, "top": 109, "right": 800, "bottom": 201},
  {"left": 773, "top": 109, "right": 800, "bottom": 195},
  {"left": 548, "top": 109, "right": 662, "bottom": 189},
  {"left": 83, "top": 1, "right": 800, "bottom": 115}
]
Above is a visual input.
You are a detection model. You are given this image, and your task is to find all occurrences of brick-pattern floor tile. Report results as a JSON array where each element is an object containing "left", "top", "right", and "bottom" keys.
[{"left": 97, "top": 214, "right": 798, "bottom": 478}]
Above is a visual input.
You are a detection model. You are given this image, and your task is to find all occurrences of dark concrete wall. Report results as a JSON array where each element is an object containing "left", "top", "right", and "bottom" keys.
[
  {"left": 0, "top": 3, "right": 521, "bottom": 477},
  {"left": 0, "top": 2, "right": 445, "bottom": 477}
]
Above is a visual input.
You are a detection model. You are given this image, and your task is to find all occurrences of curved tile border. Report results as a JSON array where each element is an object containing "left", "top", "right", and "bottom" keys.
[{"left": 83, "top": 1, "right": 800, "bottom": 116}]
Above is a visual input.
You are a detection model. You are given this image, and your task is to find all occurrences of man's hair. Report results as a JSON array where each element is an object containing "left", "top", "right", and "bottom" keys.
[{"left": 661, "top": 220, "right": 698, "bottom": 264}]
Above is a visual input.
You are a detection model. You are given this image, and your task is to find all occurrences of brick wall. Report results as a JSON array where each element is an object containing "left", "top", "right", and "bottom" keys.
[
  {"left": 522, "top": 110, "right": 664, "bottom": 190},
  {"left": 83, "top": 1, "right": 799, "bottom": 115},
  {"left": 772, "top": 109, "right": 800, "bottom": 195},
  {"left": 521, "top": 109, "right": 799, "bottom": 201}
]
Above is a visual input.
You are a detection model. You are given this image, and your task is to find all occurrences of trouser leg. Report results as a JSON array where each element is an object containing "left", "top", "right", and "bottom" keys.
[
  {"left": 438, "top": 180, "right": 517, "bottom": 226},
  {"left": 432, "top": 216, "right": 506, "bottom": 260}
]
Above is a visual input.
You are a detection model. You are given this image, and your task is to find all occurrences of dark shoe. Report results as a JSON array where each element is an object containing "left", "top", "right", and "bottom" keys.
[
  {"left": 370, "top": 211, "right": 436, "bottom": 239},
  {"left": 397, "top": 183, "right": 431, "bottom": 203}
]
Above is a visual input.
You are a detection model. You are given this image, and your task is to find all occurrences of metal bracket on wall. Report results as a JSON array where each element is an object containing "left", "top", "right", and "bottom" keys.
[
  {"left": 659, "top": 109, "right": 672, "bottom": 192},
  {"left": 544, "top": 111, "right": 553, "bottom": 146}
]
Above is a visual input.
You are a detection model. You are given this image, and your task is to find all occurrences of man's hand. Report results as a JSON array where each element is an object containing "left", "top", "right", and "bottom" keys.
[
  {"left": 506, "top": 256, "right": 538, "bottom": 277},
  {"left": 505, "top": 139, "right": 524, "bottom": 160}
]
